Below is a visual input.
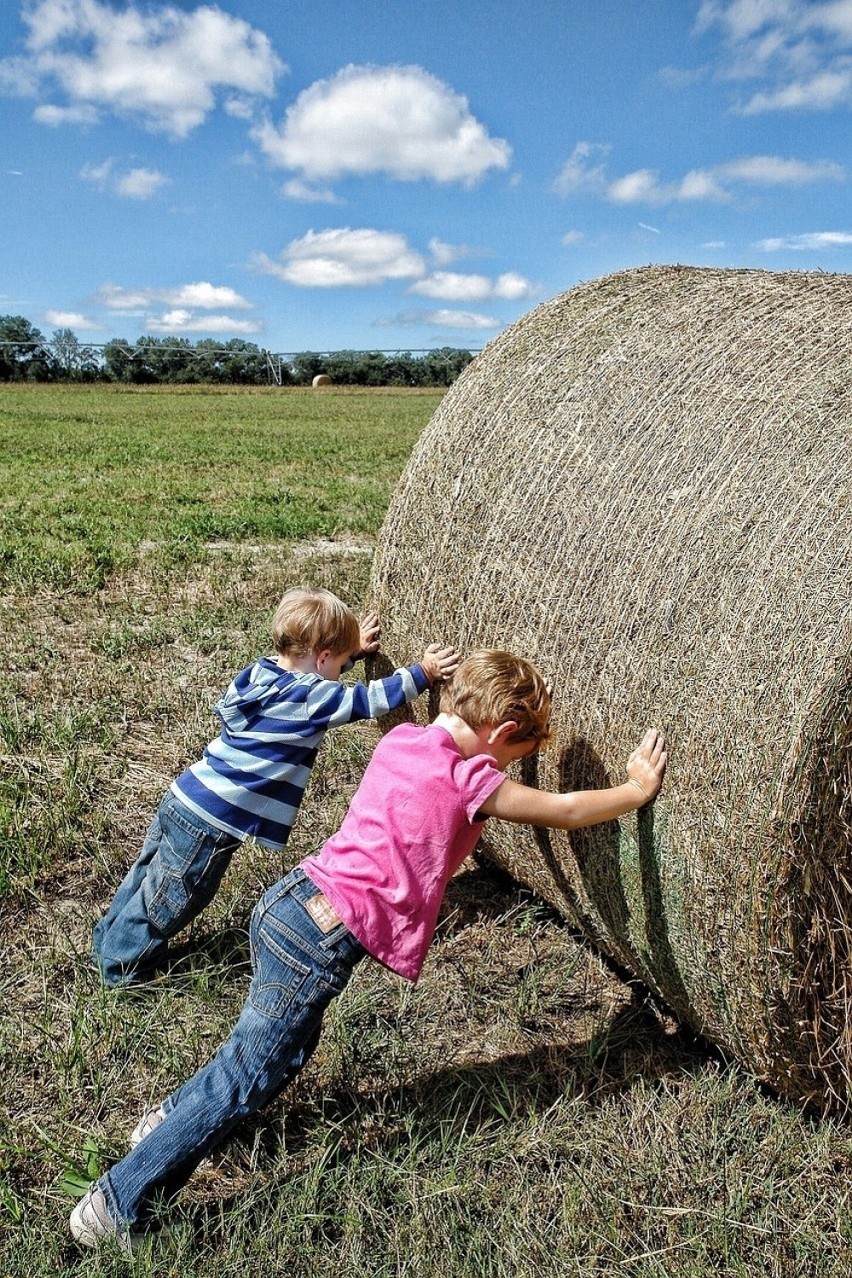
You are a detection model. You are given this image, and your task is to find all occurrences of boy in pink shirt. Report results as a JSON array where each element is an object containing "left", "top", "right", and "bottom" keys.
[{"left": 71, "top": 650, "right": 667, "bottom": 1251}]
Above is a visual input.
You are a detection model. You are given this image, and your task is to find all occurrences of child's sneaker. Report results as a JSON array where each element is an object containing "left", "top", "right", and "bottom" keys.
[
  {"left": 129, "top": 1104, "right": 166, "bottom": 1148},
  {"left": 69, "top": 1185, "right": 135, "bottom": 1254}
]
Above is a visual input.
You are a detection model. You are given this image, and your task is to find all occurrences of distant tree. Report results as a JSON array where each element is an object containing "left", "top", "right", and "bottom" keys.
[
  {"left": 103, "top": 338, "right": 137, "bottom": 382},
  {"left": 419, "top": 346, "right": 474, "bottom": 386},
  {"left": 195, "top": 339, "right": 273, "bottom": 385},
  {"left": 291, "top": 351, "right": 327, "bottom": 385},
  {"left": 133, "top": 336, "right": 195, "bottom": 383},
  {"left": 0, "top": 315, "right": 53, "bottom": 380},
  {"left": 50, "top": 328, "right": 99, "bottom": 381}
]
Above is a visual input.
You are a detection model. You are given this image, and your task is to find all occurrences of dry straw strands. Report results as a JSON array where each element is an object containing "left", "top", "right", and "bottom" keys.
[{"left": 369, "top": 265, "right": 852, "bottom": 1113}]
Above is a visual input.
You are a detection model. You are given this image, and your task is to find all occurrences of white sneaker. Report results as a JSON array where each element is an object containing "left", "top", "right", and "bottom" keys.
[
  {"left": 69, "top": 1185, "right": 135, "bottom": 1254},
  {"left": 129, "top": 1104, "right": 166, "bottom": 1148}
]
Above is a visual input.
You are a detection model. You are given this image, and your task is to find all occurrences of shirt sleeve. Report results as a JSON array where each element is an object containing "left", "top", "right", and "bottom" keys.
[
  {"left": 458, "top": 754, "right": 506, "bottom": 822},
  {"left": 305, "top": 664, "right": 430, "bottom": 728}
]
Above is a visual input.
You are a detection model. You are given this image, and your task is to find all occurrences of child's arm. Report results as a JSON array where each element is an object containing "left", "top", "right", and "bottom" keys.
[
  {"left": 310, "top": 643, "right": 461, "bottom": 726},
  {"left": 480, "top": 728, "right": 667, "bottom": 830}
]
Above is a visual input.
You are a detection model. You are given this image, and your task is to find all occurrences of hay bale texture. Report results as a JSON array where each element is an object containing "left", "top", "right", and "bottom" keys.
[{"left": 368, "top": 265, "right": 852, "bottom": 1111}]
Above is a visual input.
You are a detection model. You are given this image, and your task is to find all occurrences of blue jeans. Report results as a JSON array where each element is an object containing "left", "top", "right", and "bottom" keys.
[
  {"left": 98, "top": 867, "right": 366, "bottom": 1228},
  {"left": 92, "top": 791, "right": 239, "bottom": 986}
]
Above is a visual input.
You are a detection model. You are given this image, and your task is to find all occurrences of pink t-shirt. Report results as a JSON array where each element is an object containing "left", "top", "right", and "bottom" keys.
[{"left": 302, "top": 722, "right": 505, "bottom": 981}]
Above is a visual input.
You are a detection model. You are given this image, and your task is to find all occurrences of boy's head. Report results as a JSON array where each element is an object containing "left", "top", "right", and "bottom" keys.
[
  {"left": 439, "top": 650, "right": 553, "bottom": 752},
  {"left": 272, "top": 588, "right": 361, "bottom": 658}
]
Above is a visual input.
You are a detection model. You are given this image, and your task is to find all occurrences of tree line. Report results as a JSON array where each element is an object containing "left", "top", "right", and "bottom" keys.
[{"left": 0, "top": 316, "right": 476, "bottom": 387}]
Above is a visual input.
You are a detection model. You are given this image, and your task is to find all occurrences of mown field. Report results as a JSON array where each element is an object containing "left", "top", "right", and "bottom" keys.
[{"left": 2, "top": 383, "right": 852, "bottom": 1277}]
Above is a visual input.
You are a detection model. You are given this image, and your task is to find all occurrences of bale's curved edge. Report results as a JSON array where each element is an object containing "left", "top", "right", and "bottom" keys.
[{"left": 368, "top": 264, "right": 852, "bottom": 1111}]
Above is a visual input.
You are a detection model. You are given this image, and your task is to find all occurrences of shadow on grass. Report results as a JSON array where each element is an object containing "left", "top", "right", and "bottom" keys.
[{"left": 206, "top": 998, "right": 721, "bottom": 1171}]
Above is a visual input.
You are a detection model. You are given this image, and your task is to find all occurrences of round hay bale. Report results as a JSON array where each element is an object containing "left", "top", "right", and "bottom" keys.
[
  {"left": 312, "top": 373, "right": 332, "bottom": 388},
  {"left": 369, "top": 264, "right": 852, "bottom": 1112}
]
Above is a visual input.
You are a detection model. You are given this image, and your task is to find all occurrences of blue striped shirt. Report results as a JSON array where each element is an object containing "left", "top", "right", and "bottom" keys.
[{"left": 171, "top": 656, "right": 429, "bottom": 850}]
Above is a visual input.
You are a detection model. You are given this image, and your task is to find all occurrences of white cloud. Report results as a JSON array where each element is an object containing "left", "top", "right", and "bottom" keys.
[
  {"left": 34, "top": 102, "right": 98, "bottom": 125},
  {"left": 409, "top": 270, "right": 535, "bottom": 302},
  {"left": 423, "top": 309, "right": 501, "bottom": 329},
  {"left": 756, "top": 229, "right": 852, "bottom": 250},
  {"left": 561, "top": 230, "right": 585, "bottom": 246},
  {"left": 2, "top": 0, "right": 283, "bottom": 137},
  {"left": 96, "top": 282, "right": 253, "bottom": 310},
  {"left": 388, "top": 308, "right": 501, "bottom": 330},
  {"left": 282, "top": 177, "right": 340, "bottom": 204},
  {"left": 115, "top": 167, "right": 170, "bottom": 199},
  {"left": 638, "top": 222, "right": 661, "bottom": 234},
  {"left": 80, "top": 158, "right": 114, "bottom": 186},
  {"left": 146, "top": 310, "right": 262, "bottom": 333},
  {"left": 554, "top": 141, "right": 611, "bottom": 197},
  {"left": 721, "top": 154, "right": 844, "bottom": 182},
  {"left": 697, "top": 0, "right": 852, "bottom": 112},
  {"left": 253, "top": 64, "right": 511, "bottom": 191},
  {"left": 740, "top": 68, "right": 852, "bottom": 112},
  {"left": 45, "top": 309, "right": 103, "bottom": 329},
  {"left": 428, "top": 237, "right": 470, "bottom": 266},
  {"left": 556, "top": 140, "right": 844, "bottom": 205},
  {"left": 253, "top": 228, "right": 426, "bottom": 288}
]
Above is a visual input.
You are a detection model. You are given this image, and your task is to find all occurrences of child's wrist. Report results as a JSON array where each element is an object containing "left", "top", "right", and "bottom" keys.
[{"left": 627, "top": 776, "right": 651, "bottom": 803}]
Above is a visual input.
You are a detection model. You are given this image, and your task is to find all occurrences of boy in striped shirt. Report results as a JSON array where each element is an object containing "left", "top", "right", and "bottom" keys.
[{"left": 92, "top": 587, "right": 459, "bottom": 988}]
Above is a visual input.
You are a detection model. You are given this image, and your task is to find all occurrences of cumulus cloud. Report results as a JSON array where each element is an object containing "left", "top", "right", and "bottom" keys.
[
  {"left": 82, "top": 156, "right": 171, "bottom": 198},
  {"left": 96, "top": 282, "right": 253, "bottom": 310},
  {"left": 253, "top": 228, "right": 426, "bottom": 288},
  {"left": 554, "top": 141, "right": 611, "bottom": 197},
  {"left": 282, "top": 177, "right": 340, "bottom": 204},
  {"left": 428, "top": 237, "right": 471, "bottom": 266},
  {"left": 756, "top": 229, "right": 852, "bottom": 250},
  {"left": 697, "top": 0, "right": 852, "bottom": 112},
  {"left": 556, "top": 141, "right": 844, "bottom": 204},
  {"left": 409, "top": 270, "right": 535, "bottom": 302},
  {"left": 45, "top": 309, "right": 103, "bottom": 329},
  {"left": 253, "top": 64, "right": 511, "bottom": 194},
  {"left": 146, "top": 310, "right": 262, "bottom": 333},
  {"left": 386, "top": 308, "right": 501, "bottom": 331},
  {"left": 115, "top": 167, "right": 171, "bottom": 199},
  {"left": 722, "top": 154, "right": 844, "bottom": 182},
  {"left": 34, "top": 102, "right": 98, "bottom": 125},
  {"left": 1, "top": 0, "right": 283, "bottom": 136}
]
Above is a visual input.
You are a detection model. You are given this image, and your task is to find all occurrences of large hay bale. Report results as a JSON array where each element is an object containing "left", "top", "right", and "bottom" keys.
[
  {"left": 369, "top": 264, "right": 852, "bottom": 1111},
  {"left": 312, "top": 373, "right": 333, "bottom": 388}
]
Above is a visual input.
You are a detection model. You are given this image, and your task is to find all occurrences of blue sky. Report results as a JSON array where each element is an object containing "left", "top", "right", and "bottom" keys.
[{"left": 3, "top": 0, "right": 852, "bottom": 353}]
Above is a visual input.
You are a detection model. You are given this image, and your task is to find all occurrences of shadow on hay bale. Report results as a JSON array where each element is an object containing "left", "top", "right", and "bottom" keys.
[{"left": 368, "top": 264, "right": 852, "bottom": 1113}]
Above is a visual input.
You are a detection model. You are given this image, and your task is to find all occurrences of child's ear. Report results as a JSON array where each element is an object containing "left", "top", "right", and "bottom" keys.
[{"left": 488, "top": 720, "right": 520, "bottom": 745}]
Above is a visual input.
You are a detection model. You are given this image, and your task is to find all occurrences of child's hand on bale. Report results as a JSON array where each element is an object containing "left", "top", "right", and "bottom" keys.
[
  {"left": 420, "top": 644, "right": 461, "bottom": 683},
  {"left": 356, "top": 612, "right": 381, "bottom": 658},
  {"left": 626, "top": 728, "right": 667, "bottom": 804}
]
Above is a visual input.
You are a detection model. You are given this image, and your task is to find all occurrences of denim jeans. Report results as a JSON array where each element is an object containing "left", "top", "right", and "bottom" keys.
[
  {"left": 92, "top": 790, "right": 239, "bottom": 987},
  {"left": 98, "top": 867, "right": 366, "bottom": 1229}
]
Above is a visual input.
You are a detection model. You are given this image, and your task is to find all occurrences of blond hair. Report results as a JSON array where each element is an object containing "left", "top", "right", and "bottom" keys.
[
  {"left": 440, "top": 650, "right": 553, "bottom": 748},
  {"left": 271, "top": 588, "right": 361, "bottom": 657}
]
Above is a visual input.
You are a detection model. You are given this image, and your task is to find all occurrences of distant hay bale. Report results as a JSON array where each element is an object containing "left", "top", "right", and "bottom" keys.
[
  {"left": 312, "top": 373, "right": 332, "bottom": 388},
  {"left": 369, "top": 264, "right": 852, "bottom": 1112}
]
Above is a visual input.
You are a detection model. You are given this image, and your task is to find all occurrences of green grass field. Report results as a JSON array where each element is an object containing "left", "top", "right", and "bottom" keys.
[{"left": 2, "top": 384, "right": 851, "bottom": 1277}]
